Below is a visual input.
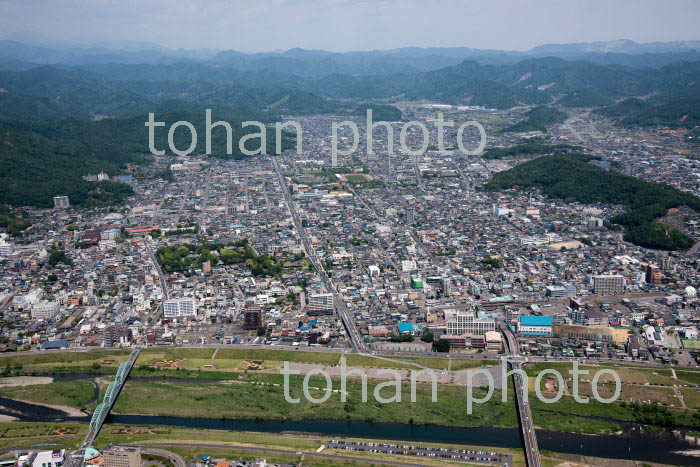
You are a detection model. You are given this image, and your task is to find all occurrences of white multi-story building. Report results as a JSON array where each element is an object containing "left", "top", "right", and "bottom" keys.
[
  {"left": 163, "top": 297, "right": 197, "bottom": 318},
  {"left": 545, "top": 284, "right": 577, "bottom": 298},
  {"left": 308, "top": 293, "right": 334, "bottom": 314},
  {"left": 0, "top": 234, "right": 14, "bottom": 256},
  {"left": 31, "top": 300, "right": 60, "bottom": 320},
  {"left": 445, "top": 310, "right": 496, "bottom": 336}
]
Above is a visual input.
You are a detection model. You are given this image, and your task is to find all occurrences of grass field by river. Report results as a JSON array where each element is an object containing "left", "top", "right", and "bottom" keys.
[
  {"left": 0, "top": 348, "right": 499, "bottom": 374},
  {"left": 113, "top": 372, "right": 519, "bottom": 428},
  {"left": 3, "top": 350, "right": 700, "bottom": 434},
  {"left": 0, "top": 380, "right": 94, "bottom": 408}
]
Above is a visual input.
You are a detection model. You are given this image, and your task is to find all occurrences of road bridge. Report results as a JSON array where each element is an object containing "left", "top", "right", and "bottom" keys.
[{"left": 500, "top": 322, "right": 541, "bottom": 467}]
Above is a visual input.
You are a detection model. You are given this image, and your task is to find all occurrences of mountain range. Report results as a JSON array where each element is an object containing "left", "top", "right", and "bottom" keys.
[
  {"left": 2, "top": 37, "right": 700, "bottom": 70},
  {"left": 1, "top": 37, "right": 700, "bottom": 209}
]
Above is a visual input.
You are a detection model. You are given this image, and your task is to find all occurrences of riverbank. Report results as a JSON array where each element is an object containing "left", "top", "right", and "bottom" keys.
[
  {"left": 0, "top": 376, "right": 55, "bottom": 387},
  {"left": 8, "top": 398, "right": 87, "bottom": 417},
  {"left": 91, "top": 418, "right": 700, "bottom": 466},
  {"left": 0, "top": 379, "right": 94, "bottom": 413}
]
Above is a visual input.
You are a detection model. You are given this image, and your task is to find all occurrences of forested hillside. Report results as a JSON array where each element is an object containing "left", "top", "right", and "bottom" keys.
[
  {"left": 485, "top": 154, "right": 700, "bottom": 250},
  {"left": 501, "top": 106, "right": 568, "bottom": 133},
  {"left": 0, "top": 109, "right": 291, "bottom": 208}
]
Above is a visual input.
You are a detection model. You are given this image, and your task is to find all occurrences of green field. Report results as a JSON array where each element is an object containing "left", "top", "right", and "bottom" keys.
[
  {"left": 113, "top": 372, "right": 518, "bottom": 429},
  {"left": 0, "top": 350, "right": 130, "bottom": 374},
  {"left": 526, "top": 361, "right": 700, "bottom": 386},
  {"left": 2, "top": 349, "right": 500, "bottom": 375},
  {"left": 0, "top": 380, "right": 94, "bottom": 408},
  {"left": 3, "top": 350, "right": 700, "bottom": 435}
]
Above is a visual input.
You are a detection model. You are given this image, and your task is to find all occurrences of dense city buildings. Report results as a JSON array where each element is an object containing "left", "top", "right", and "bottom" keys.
[{"left": 2, "top": 11, "right": 700, "bottom": 463}]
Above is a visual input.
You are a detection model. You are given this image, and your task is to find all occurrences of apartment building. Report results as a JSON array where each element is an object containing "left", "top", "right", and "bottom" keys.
[
  {"left": 163, "top": 297, "right": 197, "bottom": 318},
  {"left": 593, "top": 274, "right": 624, "bottom": 296}
]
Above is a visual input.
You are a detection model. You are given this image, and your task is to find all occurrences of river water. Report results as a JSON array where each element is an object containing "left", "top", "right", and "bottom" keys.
[{"left": 1, "top": 374, "right": 698, "bottom": 465}]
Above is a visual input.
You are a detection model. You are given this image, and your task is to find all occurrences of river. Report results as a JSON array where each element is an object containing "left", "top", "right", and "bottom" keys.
[{"left": 0, "top": 374, "right": 699, "bottom": 465}]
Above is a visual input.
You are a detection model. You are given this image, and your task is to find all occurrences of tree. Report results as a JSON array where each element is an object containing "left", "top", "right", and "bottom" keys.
[
  {"left": 433, "top": 339, "right": 451, "bottom": 353},
  {"left": 389, "top": 333, "right": 413, "bottom": 343},
  {"left": 480, "top": 256, "right": 502, "bottom": 269},
  {"left": 257, "top": 327, "right": 267, "bottom": 336},
  {"left": 421, "top": 331, "right": 434, "bottom": 343}
]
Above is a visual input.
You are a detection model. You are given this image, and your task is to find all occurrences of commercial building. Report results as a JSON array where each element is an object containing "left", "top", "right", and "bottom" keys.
[
  {"left": 31, "top": 300, "right": 60, "bottom": 320},
  {"left": 518, "top": 316, "right": 553, "bottom": 336},
  {"left": 593, "top": 274, "right": 624, "bottom": 296},
  {"left": 30, "top": 449, "right": 65, "bottom": 467},
  {"left": 163, "top": 297, "right": 197, "bottom": 318},
  {"left": 445, "top": 311, "right": 496, "bottom": 336},
  {"left": 103, "top": 446, "right": 141, "bottom": 467},
  {"left": 104, "top": 325, "right": 132, "bottom": 347},
  {"left": 545, "top": 284, "right": 577, "bottom": 298},
  {"left": 587, "top": 217, "right": 604, "bottom": 230},
  {"left": 405, "top": 207, "right": 415, "bottom": 224},
  {"left": 645, "top": 263, "right": 662, "bottom": 284},
  {"left": 0, "top": 234, "right": 13, "bottom": 256}
]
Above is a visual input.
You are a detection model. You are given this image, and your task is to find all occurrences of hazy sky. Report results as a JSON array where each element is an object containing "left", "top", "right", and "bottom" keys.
[{"left": 2, "top": 0, "right": 699, "bottom": 52}]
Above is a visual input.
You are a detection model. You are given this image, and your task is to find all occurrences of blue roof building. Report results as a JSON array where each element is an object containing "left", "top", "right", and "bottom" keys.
[
  {"left": 398, "top": 322, "right": 415, "bottom": 334},
  {"left": 518, "top": 316, "right": 553, "bottom": 336}
]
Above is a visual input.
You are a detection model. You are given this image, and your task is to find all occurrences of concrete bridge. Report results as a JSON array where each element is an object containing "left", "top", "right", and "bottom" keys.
[{"left": 499, "top": 323, "right": 541, "bottom": 467}]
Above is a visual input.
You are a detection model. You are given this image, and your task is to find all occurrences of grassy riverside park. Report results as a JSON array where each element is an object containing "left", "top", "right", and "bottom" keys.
[
  {"left": 2, "top": 348, "right": 700, "bottom": 433},
  {"left": 0, "top": 380, "right": 95, "bottom": 408},
  {"left": 112, "top": 372, "right": 519, "bottom": 428}
]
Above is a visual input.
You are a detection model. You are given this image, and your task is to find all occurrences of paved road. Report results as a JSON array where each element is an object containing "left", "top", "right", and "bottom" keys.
[
  {"left": 344, "top": 183, "right": 440, "bottom": 267},
  {"left": 140, "top": 442, "right": 472, "bottom": 467},
  {"left": 272, "top": 157, "right": 368, "bottom": 353},
  {"left": 2, "top": 341, "right": 697, "bottom": 371},
  {"left": 140, "top": 447, "right": 186, "bottom": 467},
  {"left": 144, "top": 238, "right": 168, "bottom": 329},
  {"left": 500, "top": 322, "right": 541, "bottom": 467}
]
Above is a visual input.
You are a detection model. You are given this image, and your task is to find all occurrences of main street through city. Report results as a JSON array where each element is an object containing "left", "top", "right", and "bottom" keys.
[
  {"left": 273, "top": 156, "right": 368, "bottom": 353},
  {"left": 144, "top": 237, "right": 169, "bottom": 332}
]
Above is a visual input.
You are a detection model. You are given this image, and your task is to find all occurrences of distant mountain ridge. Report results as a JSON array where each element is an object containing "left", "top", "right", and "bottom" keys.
[
  {"left": 2, "top": 38, "right": 700, "bottom": 73},
  {"left": 3, "top": 54, "right": 700, "bottom": 115},
  {"left": 529, "top": 39, "right": 700, "bottom": 55}
]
